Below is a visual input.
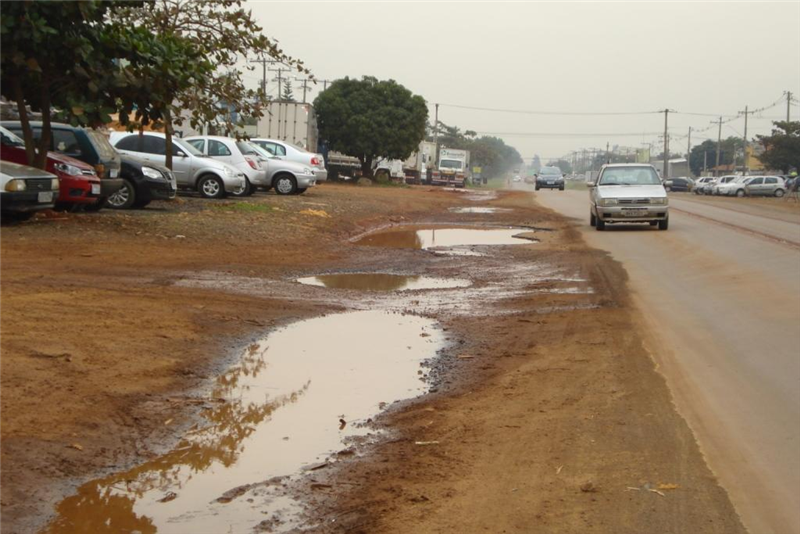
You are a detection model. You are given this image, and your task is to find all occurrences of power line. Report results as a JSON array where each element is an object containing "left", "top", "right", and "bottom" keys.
[
  {"left": 473, "top": 131, "right": 663, "bottom": 137},
  {"left": 438, "top": 103, "right": 661, "bottom": 116}
]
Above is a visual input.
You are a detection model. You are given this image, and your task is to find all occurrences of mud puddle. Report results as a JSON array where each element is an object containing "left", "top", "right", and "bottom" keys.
[
  {"left": 43, "top": 311, "right": 445, "bottom": 534},
  {"left": 448, "top": 207, "right": 511, "bottom": 214},
  {"left": 356, "top": 227, "right": 535, "bottom": 253},
  {"left": 297, "top": 273, "right": 471, "bottom": 291}
]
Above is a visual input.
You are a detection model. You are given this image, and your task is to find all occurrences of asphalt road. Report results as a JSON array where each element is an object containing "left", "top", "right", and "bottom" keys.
[{"left": 529, "top": 186, "right": 800, "bottom": 534}]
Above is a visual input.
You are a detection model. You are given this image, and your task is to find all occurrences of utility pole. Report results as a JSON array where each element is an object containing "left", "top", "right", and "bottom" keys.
[
  {"left": 740, "top": 105, "right": 750, "bottom": 174},
  {"left": 662, "top": 109, "right": 671, "bottom": 180},
  {"left": 434, "top": 103, "right": 439, "bottom": 147},
  {"left": 687, "top": 127, "right": 692, "bottom": 177},
  {"left": 296, "top": 78, "right": 313, "bottom": 103},
  {"left": 786, "top": 91, "right": 792, "bottom": 121},
  {"left": 605, "top": 141, "right": 610, "bottom": 164},
  {"left": 269, "top": 66, "right": 289, "bottom": 99},
  {"left": 715, "top": 116, "right": 723, "bottom": 177},
  {"left": 319, "top": 79, "right": 333, "bottom": 91},
  {"left": 703, "top": 151, "right": 708, "bottom": 174},
  {"left": 248, "top": 56, "right": 273, "bottom": 94}
]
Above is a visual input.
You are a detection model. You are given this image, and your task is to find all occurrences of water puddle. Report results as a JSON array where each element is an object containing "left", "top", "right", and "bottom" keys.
[
  {"left": 44, "top": 311, "right": 445, "bottom": 534},
  {"left": 448, "top": 207, "right": 510, "bottom": 214},
  {"left": 356, "top": 227, "right": 535, "bottom": 252},
  {"left": 297, "top": 273, "right": 471, "bottom": 292}
]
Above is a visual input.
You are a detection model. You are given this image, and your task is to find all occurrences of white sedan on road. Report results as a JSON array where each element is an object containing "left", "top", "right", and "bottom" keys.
[{"left": 588, "top": 163, "right": 669, "bottom": 231}]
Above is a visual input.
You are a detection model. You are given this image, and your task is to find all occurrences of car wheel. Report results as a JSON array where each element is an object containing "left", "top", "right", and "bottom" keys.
[
  {"left": 736, "top": 189, "right": 745, "bottom": 198},
  {"left": 107, "top": 179, "right": 136, "bottom": 209},
  {"left": 2, "top": 211, "right": 34, "bottom": 223},
  {"left": 559, "top": 186, "right": 564, "bottom": 191},
  {"left": 658, "top": 217, "right": 669, "bottom": 231},
  {"left": 198, "top": 174, "right": 225, "bottom": 199},
  {"left": 231, "top": 178, "right": 252, "bottom": 198},
  {"left": 274, "top": 174, "right": 297, "bottom": 195},
  {"left": 775, "top": 189, "right": 785, "bottom": 198},
  {"left": 596, "top": 218, "right": 605, "bottom": 231},
  {"left": 534, "top": 185, "right": 540, "bottom": 191},
  {"left": 590, "top": 211, "right": 596, "bottom": 227}
]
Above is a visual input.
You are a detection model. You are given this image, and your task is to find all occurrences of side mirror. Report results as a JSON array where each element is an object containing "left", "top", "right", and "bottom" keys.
[
  {"left": 176, "top": 151, "right": 187, "bottom": 158},
  {"left": 586, "top": 179, "right": 595, "bottom": 188}
]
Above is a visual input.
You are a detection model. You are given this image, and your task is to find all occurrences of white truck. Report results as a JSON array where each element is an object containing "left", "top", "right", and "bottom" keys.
[
  {"left": 403, "top": 141, "right": 438, "bottom": 185},
  {"left": 432, "top": 148, "right": 470, "bottom": 187}
]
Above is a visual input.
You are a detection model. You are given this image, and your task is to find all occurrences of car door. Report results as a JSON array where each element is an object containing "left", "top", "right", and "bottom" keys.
[
  {"left": 206, "top": 139, "right": 237, "bottom": 168},
  {"left": 764, "top": 176, "right": 779, "bottom": 195},
  {"left": 168, "top": 140, "right": 194, "bottom": 186},
  {"left": 747, "top": 177, "right": 764, "bottom": 195}
]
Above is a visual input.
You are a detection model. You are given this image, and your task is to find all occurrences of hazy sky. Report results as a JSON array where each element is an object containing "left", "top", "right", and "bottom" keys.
[{"left": 247, "top": 1, "right": 800, "bottom": 162}]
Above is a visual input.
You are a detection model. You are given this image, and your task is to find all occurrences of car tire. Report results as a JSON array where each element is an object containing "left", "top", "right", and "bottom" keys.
[
  {"left": 274, "top": 174, "right": 297, "bottom": 195},
  {"left": 596, "top": 218, "right": 605, "bottom": 231},
  {"left": 231, "top": 178, "right": 252, "bottom": 198},
  {"left": 2, "top": 211, "right": 34, "bottom": 223},
  {"left": 535, "top": 185, "right": 540, "bottom": 191},
  {"left": 107, "top": 179, "right": 136, "bottom": 209},
  {"left": 736, "top": 189, "right": 745, "bottom": 198},
  {"left": 559, "top": 186, "right": 564, "bottom": 191},
  {"left": 775, "top": 189, "right": 785, "bottom": 198},
  {"left": 658, "top": 217, "right": 669, "bottom": 231},
  {"left": 590, "top": 211, "right": 596, "bottom": 227},
  {"left": 198, "top": 174, "right": 226, "bottom": 199}
]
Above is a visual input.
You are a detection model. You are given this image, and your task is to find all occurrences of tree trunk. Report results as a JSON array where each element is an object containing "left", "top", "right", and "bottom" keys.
[
  {"left": 164, "top": 108, "right": 174, "bottom": 171},
  {"left": 12, "top": 77, "right": 38, "bottom": 168},
  {"left": 360, "top": 155, "right": 374, "bottom": 179},
  {"left": 35, "top": 80, "right": 52, "bottom": 170}
]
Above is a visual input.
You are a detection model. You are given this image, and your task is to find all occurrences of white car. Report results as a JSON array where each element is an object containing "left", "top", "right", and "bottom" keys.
[
  {"left": 242, "top": 142, "right": 319, "bottom": 195},
  {"left": 110, "top": 132, "right": 245, "bottom": 199},
  {"left": 184, "top": 136, "right": 268, "bottom": 196},
  {"left": 249, "top": 138, "right": 328, "bottom": 183},
  {"left": 716, "top": 176, "right": 751, "bottom": 197},
  {"left": 693, "top": 176, "right": 716, "bottom": 195},
  {"left": 588, "top": 163, "right": 669, "bottom": 231},
  {"left": 712, "top": 175, "right": 738, "bottom": 195}
]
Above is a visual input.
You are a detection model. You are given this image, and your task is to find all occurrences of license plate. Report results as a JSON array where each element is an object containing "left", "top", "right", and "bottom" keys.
[
  {"left": 37, "top": 191, "right": 53, "bottom": 203},
  {"left": 547, "top": 181, "right": 554, "bottom": 184},
  {"left": 110, "top": 169, "right": 118, "bottom": 178},
  {"left": 621, "top": 209, "right": 646, "bottom": 217},
  {"left": 91, "top": 184, "right": 101, "bottom": 195}
]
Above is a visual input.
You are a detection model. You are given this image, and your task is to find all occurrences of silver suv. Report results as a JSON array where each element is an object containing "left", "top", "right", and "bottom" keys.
[
  {"left": 110, "top": 132, "right": 245, "bottom": 198},
  {"left": 588, "top": 164, "right": 669, "bottom": 231}
]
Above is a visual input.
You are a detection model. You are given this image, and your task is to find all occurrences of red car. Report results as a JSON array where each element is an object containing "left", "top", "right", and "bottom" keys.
[{"left": 0, "top": 125, "right": 100, "bottom": 209}]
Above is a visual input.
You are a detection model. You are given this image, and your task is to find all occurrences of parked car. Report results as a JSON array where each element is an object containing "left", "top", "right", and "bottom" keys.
[
  {"left": 512, "top": 175, "right": 521, "bottom": 183},
  {"left": 184, "top": 136, "right": 269, "bottom": 196},
  {"left": 536, "top": 166, "right": 565, "bottom": 191},
  {"left": 693, "top": 176, "right": 716, "bottom": 195},
  {"left": 106, "top": 155, "right": 177, "bottom": 209},
  {"left": 716, "top": 176, "right": 752, "bottom": 197},
  {"left": 711, "top": 175, "right": 738, "bottom": 195},
  {"left": 1, "top": 121, "right": 122, "bottom": 210},
  {"left": 110, "top": 132, "right": 245, "bottom": 199},
  {"left": 1, "top": 161, "right": 59, "bottom": 221},
  {"left": 245, "top": 142, "right": 319, "bottom": 195},
  {"left": 249, "top": 138, "right": 328, "bottom": 183},
  {"left": 664, "top": 176, "right": 693, "bottom": 192},
  {"left": 0, "top": 125, "right": 101, "bottom": 210},
  {"left": 745, "top": 176, "right": 787, "bottom": 197},
  {"left": 588, "top": 163, "right": 669, "bottom": 231}
]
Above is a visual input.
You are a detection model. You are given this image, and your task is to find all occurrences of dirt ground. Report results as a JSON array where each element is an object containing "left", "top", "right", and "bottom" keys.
[{"left": 1, "top": 183, "right": 745, "bottom": 533}]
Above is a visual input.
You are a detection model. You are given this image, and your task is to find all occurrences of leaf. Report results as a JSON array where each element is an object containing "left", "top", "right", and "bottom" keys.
[
  {"left": 72, "top": 107, "right": 84, "bottom": 116},
  {"left": 26, "top": 58, "right": 42, "bottom": 72}
]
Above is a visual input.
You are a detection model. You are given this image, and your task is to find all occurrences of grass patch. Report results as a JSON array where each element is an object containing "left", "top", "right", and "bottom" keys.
[
  {"left": 467, "top": 177, "right": 506, "bottom": 190},
  {"left": 566, "top": 180, "right": 588, "bottom": 191},
  {"left": 211, "top": 202, "right": 273, "bottom": 213}
]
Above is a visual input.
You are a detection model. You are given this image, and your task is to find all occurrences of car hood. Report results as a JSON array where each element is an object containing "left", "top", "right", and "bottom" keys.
[
  {"left": 47, "top": 151, "right": 94, "bottom": 170},
  {"left": 0, "top": 160, "right": 57, "bottom": 179},
  {"left": 596, "top": 184, "right": 666, "bottom": 198}
]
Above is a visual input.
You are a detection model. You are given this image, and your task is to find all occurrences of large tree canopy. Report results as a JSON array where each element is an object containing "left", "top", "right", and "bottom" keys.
[
  {"left": 757, "top": 121, "right": 800, "bottom": 173},
  {"left": 314, "top": 76, "right": 428, "bottom": 177}
]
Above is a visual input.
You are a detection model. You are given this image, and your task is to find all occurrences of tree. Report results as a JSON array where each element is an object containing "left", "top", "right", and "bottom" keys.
[
  {"left": 757, "top": 121, "right": 800, "bottom": 173},
  {"left": 116, "top": 0, "right": 310, "bottom": 168},
  {"left": 547, "top": 159, "right": 573, "bottom": 174},
  {"left": 281, "top": 81, "right": 295, "bottom": 102},
  {"left": 314, "top": 76, "right": 428, "bottom": 178},
  {"left": 688, "top": 137, "right": 740, "bottom": 175},
  {"left": 0, "top": 1, "right": 143, "bottom": 168}
]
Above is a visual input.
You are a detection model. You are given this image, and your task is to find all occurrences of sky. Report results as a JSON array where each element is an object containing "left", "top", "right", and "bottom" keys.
[{"left": 245, "top": 1, "right": 800, "bottom": 162}]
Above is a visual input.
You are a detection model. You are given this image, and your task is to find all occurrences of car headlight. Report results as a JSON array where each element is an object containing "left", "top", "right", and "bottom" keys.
[
  {"left": 5, "top": 179, "right": 26, "bottom": 192},
  {"left": 600, "top": 198, "right": 618, "bottom": 206},
  {"left": 51, "top": 178, "right": 60, "bottom": 191},
  {"left": 54, "top": 162, "right": 87, "bottom": 176},
  {"left": 142, "top": 166, "right": 166, "bottom": 180},
  {"left": 650, "top": 197, "right": 668, "bottom": 205}
]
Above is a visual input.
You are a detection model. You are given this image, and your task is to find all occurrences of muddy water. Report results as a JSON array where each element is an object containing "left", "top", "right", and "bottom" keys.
[
  {"left": 44, "top": 311, "right": 445, "bottom": 534},
  {"left": 356, "top": 227, "right": 533, "bottom": 251},
  {"left": 297, "top": 273, "right": 471, "bottom": 291},
  {"left": 448, "top": 207, "right": 511, "bottom": 214}
]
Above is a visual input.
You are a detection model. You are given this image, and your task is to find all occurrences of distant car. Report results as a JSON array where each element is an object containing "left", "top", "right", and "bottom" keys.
[
  {"left": 664, "top": 177, "right": 693, "bottom": 192},
  {"left": 745, "top": 176, "right": 786, "bottom": 197},
  {"left": 711, "top": 175, "right": 738, "bottom": 195},
  {"left": 512, "top": 175, "right": 521, "bottom": 183},
  {"left": 1, "top": 121, "right": 122, "bottom": 210},
  {"left": 184, "top": 136, "right": 270, "bottom": 196},
  {"left": 106, "top": 155, "right": 177, "bottom": 209},
  {"left": 1, "top": 161, "right": 59, "bottom": 221},
  {"left": 588, "top": 163, "right": 669, "bottom": 231},
  {"left": 244, "top": 142, "right": 319, "bottom": 195},
  {"left": 716, "top": 176, "right": 752, "bottom": 197},
  {"left": 693, "top": 176, "right": 716, "bottom": 195},
  {"left": 0, "top": 125, "right": 101, "bottom": 210},
  {"left": 249, "top": 138, "right": 328, "bottom": 183},
  {"left": 110, "top": 131, "right": 245, "bottom": 199},
  {"left": 536, "top": 166, "right": 565, "bottom": 191}
]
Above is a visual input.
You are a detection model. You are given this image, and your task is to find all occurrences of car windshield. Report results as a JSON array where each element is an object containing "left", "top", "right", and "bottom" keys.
[
  {"left": 174, "top": 138, "right": 203, "bottom": 156},
  {"left": 0, "top": 126, "right": 25, "bottom": 147},
  {"left": 540, "top": 167, "right": 561, "bottom": 176},
  {"left": 598, "top": 167, "right": 660, "bottom": 186},
  {"left": 86, "top": 129, "right": 118, "bottom": 160},
  {"left": 246, "top": 142, "right": 274, "bottom": 159},
  {"left": 236, "top": 141, "right": 260, "bottom": 156},
  {"left": 440, "top": 159, "right": 462, "bottom": 169}
]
